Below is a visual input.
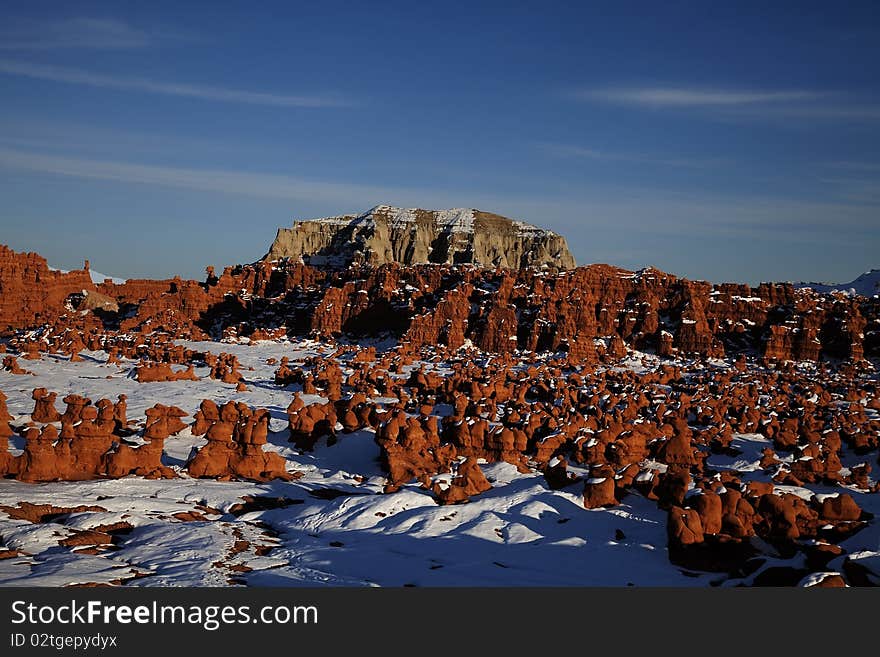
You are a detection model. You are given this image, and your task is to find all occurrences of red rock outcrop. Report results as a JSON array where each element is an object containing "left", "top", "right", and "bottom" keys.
[
  {"left": 2, "top": 390, "right": 185, "bottom": 482},
  {"left": 0, "top": 246, "right": 96, "bottom": 330},
  {"left": 2, "top": 243, "right": 880, "bottom": 585},
  {"left": 3, "top": 243, "right": 877, "bottom": 362},
  {"left": 31, "top": 388, "right": 61, "bottom": 423},
  {"left": 433, "top": 457, "right": 492, "bottom": 504},
  {"left": 0, "top": 391, "right": 16, "bottom": 475},
  {"left": 186, "top": 401, "right": 292, "bottom": 482},
  {"left": 136, "top": 361, "right": 199, "bottom": 383},
  {"left": 583, "top": 465, "right": 618, "bottom": 508},
  {"left": 16, "top": 425, "right": 66, "bottom": 482},
  {"left": 104, "top": 405, "right": 177, "bottom": 479},
  {"left": 376, "top": 408, "right": 457, "bottom": 492},
  {"left": 543, "top": 456, "right": 579, "bottom": 490},
  {"left": 668, "top": 506, "right": 705, "bottom": 548}
]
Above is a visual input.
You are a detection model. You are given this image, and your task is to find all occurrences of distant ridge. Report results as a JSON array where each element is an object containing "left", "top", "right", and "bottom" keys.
[{"left": 796, "top": 269, "right": 880, "bottom": 298}]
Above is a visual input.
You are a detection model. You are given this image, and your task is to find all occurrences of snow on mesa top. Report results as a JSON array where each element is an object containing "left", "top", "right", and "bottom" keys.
[
  {"left": 797, "top": 269, "right": 880, "bottom": 298},
  {"left": 264, "top": 204, "right": 576, "bottom": 269}
]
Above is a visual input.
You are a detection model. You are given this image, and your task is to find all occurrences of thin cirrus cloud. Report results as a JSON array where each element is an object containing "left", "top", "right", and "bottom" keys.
[
  {"left": 0, "top": 17, "right": 162, "bottom": 50},
  {"left": 0, "top": 59, "right": 349, "bottom": 108},
  {"left": 573, "top": 85, "right": 880, "bottom": 122},
  {"left": 825, "top": 161, "right": 880, "bottom": 172},
  {"left": 535, "top": 141, "right": 728, "bottom": 168},
  {"left": 736, "top": 103, "right": 880, "bottom": 121},
  {"left": 576, "top": 86, "right": 823, "bottom": 107},
  {"left": 0, "top": 145, "right": 875, "bottom": 247},
  {"left": 0, "top": 146, "right": 416, "bottom": 208}
]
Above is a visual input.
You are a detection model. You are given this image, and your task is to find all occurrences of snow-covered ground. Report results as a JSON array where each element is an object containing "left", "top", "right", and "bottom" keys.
[
  {"left": 0, "top": 339, "right": 714, "bottom": 587},
  {"left": 2, "top": 339, "right": 878, "bottom": 587},
  {"left": 0, "top": 468, "right": 703, "bottom": 587}
]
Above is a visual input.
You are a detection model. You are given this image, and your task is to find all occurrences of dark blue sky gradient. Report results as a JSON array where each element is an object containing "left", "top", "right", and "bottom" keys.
[{"left": 0, "top": 1, "right": 878, "bottom": 284}]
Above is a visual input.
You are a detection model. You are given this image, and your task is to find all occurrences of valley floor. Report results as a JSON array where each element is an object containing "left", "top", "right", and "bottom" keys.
[{"left": 0, "top": 339, "right": 877, "bottom": 587}]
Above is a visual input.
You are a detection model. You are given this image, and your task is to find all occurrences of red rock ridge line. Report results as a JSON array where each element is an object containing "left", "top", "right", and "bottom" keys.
[
  {"left": 0, "top": 246, "right": 96, "bottom": 330},
  {"left": 1, "top": 244, "right": 876, "bottom": 362}
]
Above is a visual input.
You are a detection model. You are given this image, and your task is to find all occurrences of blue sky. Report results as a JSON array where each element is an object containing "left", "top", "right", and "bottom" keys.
[{"left": 0, "top": 1, "right": 878, "bottom": 284}]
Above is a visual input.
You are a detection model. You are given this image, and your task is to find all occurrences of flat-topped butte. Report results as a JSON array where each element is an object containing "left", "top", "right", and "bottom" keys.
[{"left": 264, "top": 204, "right": 576, "bottom": 269}]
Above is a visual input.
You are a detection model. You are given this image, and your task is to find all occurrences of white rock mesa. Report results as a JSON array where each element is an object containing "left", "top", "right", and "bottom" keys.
[
  {"left": 263, "top": 205, "right": 576, "bottom": 269},
  {"left": 796, "top": 269, "right": 880, "bottom": 298}
]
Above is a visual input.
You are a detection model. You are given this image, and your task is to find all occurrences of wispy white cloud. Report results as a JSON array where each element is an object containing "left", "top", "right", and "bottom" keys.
[
  {"left": 535, "top": 141, "right": 728, "bottom": 168},
  {"left": 536, "top": 143, "right": 605, "bottom": 159},
  {"left": 0, "top": 18, "right": 164, "bottom": 50},
  {"left": 825, "top": 160, "right": 880, "bottom": 172},
  {"left": 0, "top": 146, "right": 875, "bottom": 248},
  {"left": 736, "top": 104, "right": 880, "bottom": 121},
  {"left": 0, "top": 116, "right": 269, "bottom": 160},
  {"left": 0, "top": 147, "right": 397, "bottom": 205},
  {"left": 573, "top": 85, "right": 880, "bottom": 122},
  {"left": 577, "top": 86, "right": 822, "bottom": 107},
  {"left": 0, "top": 60, "right": 349, "bottom": 108}
]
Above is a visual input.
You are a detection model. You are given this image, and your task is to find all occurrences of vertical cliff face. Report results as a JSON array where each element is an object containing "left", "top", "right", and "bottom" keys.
[
  {"left": 263, "top": 205, "right": 576, "bottom": 269},
  {"left": 1, "top": 237, "right": 875, "bottom": 363},
  {"left": 0, "top": 246, "right": 96, "bottom": 330}
]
